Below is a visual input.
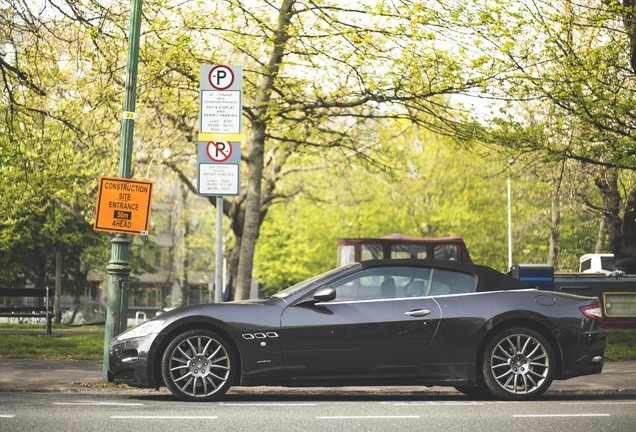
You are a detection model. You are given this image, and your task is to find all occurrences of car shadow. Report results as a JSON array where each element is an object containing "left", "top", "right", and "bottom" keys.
[{"left": 129, "top": 387, "right": 636, "bottom": 403}]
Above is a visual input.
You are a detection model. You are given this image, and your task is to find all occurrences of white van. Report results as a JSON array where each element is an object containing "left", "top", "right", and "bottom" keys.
[{"left": 579, "top": 254, "right": 616, "bottom": 274}]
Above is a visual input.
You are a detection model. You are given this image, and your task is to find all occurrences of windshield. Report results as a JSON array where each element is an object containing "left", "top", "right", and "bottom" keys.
[{"left": 271, "top": 264, "right": 358, "bottom": 299}]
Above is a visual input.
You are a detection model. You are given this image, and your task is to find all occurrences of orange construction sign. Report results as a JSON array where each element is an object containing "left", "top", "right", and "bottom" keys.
[{"left": 94, "top": 176, "right": 154, "bottom": 235}]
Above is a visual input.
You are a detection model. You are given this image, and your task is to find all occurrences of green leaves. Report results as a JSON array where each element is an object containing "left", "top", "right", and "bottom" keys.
[
  {"left": 0, "top": 1, "right": 117, "bottom": 288},
  {"left": 3, "top": 0, "right": 634, "bottom": 296}
]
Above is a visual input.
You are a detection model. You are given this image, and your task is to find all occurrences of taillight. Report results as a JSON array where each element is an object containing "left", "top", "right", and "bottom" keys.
[{"left": 580, "top": 304, "right": 603, "bottom": 321}]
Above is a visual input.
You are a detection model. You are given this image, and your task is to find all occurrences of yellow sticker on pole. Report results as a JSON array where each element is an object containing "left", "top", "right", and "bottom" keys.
[{"left": 94, "top": 176, "right": 154, "bottom": 235}]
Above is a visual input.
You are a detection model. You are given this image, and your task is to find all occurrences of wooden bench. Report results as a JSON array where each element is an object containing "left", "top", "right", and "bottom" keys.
[{"left": 0, "top": 287, "right": 54, "bottom": 335}]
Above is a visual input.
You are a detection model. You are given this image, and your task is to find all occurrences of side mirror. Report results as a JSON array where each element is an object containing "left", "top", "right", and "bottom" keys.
[
  {"left": 295, "top": 286, "right": 336, "bottom": 307},
  {"left": 313, "top": 286, "right": 336, "bottom": 302}
]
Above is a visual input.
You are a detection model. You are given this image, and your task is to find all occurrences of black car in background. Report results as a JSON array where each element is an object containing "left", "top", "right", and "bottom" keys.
[{"left": 108, "top": 259, "right": 607, "bottom": 401}]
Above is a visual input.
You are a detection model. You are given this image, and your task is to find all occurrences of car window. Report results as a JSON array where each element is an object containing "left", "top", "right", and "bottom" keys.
[
  {"left": 272, "top": 264, "right": 357, "bottom": 299},
  {"left": 328, "top": 266, "right": 432, "bottom": 301},
  {"left": 429, "top": 269, "right": 477, "bottom": 295},
  {"left": 390, "top": 244, "right": 428, "bottom": 260},
  {"left": 433, "top": 244, "right": 459, "bottom": 260}
]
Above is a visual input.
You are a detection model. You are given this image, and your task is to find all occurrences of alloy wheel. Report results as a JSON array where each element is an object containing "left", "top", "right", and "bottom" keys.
[
  {"left": 162, "top": 330, "right": 233, "bottom": 401},
  {"left": 481, "top": 327, "right": 555, "bottom": 400}
]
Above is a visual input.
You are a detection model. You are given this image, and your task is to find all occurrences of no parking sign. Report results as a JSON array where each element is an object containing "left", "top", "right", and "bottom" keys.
[
  {"left": 198, "top": 65, "right": 242, "bottom": 197},
  {"left": 206, "top": 141, "right": 232, "bottom": 162},
  {"left": 197, "top": 141, "right": 241, "bottom": 196}
]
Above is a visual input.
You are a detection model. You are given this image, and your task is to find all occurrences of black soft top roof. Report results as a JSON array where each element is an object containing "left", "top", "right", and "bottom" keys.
[{"left": 358, "top": 259, "right": 535, "bottom": 292}]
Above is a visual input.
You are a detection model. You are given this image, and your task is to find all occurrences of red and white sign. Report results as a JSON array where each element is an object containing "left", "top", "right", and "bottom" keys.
[
  {"left": 208, "top": 65, "right": 234, "bottom": 90},
  {"left": 200, "top": 65, "right": 242, "bottom": 134},
  {"left": 206, "top": 141, "right": 232, "bottom": 162}
]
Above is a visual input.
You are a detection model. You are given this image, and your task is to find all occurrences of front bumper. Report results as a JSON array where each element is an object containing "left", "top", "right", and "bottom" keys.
[{"left": 108, "top": 336, "right": 157, "bottom": 388}]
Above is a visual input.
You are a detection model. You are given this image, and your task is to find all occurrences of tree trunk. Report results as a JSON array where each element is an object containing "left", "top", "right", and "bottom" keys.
[
  {"left": 619, "top": 186, "right": 636, "bottom": 259},
  {"left": 235, "top": 132, "right": 265, "bottom": 300},
  {"left": 54, "top": 248, "right": 62, "bottom": 324},
  {"left": 234, "top": 0, "right": 295, "bottom": 299},
  {"left": 594, "top": 217, "right": 607, "bottom": 253},
  {"left": 548, "top": 193, "right": 560, "bottom": 268},
  {"left": 595, "top": 170, "right": 622, "bottom": 257},
  {"left": 180, "top": 186, "right": 189, "bottom": 307}
]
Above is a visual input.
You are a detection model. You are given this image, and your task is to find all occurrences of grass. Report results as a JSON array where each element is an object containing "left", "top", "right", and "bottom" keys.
[
  {"left": 604, "top": 329, "right": 636, "bottom": 361},
  {"left": 0, "top": 324, "right": 105, "bottom": 361},
  {"left": 0, "top": 324, "right": 634, "bottom": 361}
]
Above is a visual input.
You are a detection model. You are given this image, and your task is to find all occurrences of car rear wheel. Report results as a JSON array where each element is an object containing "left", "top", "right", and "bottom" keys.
[
  {"left": 481, "top": 327, "right": 554, "bottom": 401},
  {"left": 161, "top": 329, "right": 236, "bottom": 402}
]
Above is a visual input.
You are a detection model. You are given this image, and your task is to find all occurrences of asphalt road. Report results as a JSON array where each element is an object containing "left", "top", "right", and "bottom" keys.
[
  {"left": 1, "top": 359, "right": 634, "bottom": 431},
  {"left": 1, "top": 392, "right": 635, "bottom": 432}
]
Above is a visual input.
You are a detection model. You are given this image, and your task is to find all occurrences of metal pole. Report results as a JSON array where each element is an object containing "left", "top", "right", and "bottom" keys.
[
  {"left": 215, "top": 196, "right": 224, "bottom": 303},
  {"left": 103, "top": 0, "right": 143, "bottom": 381},
  {"left": 507, "top": 170, "right": 513, "bottom": 270}
]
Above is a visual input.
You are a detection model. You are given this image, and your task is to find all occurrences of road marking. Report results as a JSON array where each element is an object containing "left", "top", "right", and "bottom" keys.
[
  {"left": 513, "top": 414, "right": 610, "bottom": 418},
  {"left": 561, "top": 401, "right": 636, "bottom": 405},
  {"left": 0, "top": 415, "right": 15, "bottom": 418},
  {"left": 388, "top": 402, "right": 485, "bottom": 406},
  {"left": 317, "top": 416, "right": 420, "bottom": 419},
  {"left": 111, "top": 416, "right": 218, "bottom": 419},
  {"left": 221, "top": 403, "right": 318, "bottom": 406},
  {"left": 54, "top": 402, "right": 144, "bottom": 406}
]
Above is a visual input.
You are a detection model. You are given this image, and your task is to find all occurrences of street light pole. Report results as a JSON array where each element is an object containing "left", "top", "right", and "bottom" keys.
[{"left": 103, "top": 0, "right": 143, "bottom": 381}]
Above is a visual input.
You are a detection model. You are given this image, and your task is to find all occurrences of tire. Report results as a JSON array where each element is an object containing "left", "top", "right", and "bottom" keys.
[
  {"left": 161, "top": 329, "right": 236, "bottom": 402},
  {"left": 481, "top": 327, "right": 555, "bottom": 401}
]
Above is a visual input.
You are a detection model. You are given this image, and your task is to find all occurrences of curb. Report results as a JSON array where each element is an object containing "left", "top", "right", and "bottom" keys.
[{"left": 1, "top": 359, "right": 634, "bottom": 398}]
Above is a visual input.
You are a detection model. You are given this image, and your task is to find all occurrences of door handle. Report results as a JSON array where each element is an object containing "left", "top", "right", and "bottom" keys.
[{"left": 404, "top": 309, "right": 431, "bottom": 317}]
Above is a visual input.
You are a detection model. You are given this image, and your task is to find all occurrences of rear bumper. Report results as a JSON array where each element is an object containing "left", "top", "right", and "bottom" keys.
[{"left": 558, "top": 329, "right": 607, "bottom": 380}]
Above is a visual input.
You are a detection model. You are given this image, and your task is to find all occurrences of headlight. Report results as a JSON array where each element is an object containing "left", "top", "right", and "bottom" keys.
[{"left": 116, "top": 319, "right": 165, "bottom": 341}]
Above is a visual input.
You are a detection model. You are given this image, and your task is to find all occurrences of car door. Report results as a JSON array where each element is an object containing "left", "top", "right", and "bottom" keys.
[{"left": 279, "top": 265, "right": 442, "bottom": 380}]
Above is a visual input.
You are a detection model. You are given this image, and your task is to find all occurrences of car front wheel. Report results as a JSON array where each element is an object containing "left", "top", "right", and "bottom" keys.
[
  {"left": 161, "top": 329, "right": 236, "bottom": 402},
  {"left": 481, "top": 327, "right": 555, "bottom": 401}
]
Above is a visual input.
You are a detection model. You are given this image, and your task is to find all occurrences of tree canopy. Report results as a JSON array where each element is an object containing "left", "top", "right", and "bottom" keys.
[{"left": 1, "top": 0, "right": 634, "bottom": 299}]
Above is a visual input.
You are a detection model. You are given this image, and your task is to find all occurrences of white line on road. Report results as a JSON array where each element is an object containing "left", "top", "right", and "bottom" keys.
[
  {"left": 561, "top": 401, "right": 636, "bottom": 405},
  {"left": 54, "top": 402, "right": 144, "bottom": 406},
  {"left": 111, "top": 416, "right": 219, "bottom": 419},
  {"left": 0, "top": 415, "right": 15, "bottom": 418},
  {"left": 221, "top": 403, "right": 318, "bottom": 406},
  {"left": 513, "top": 414, "right": 610, "bottom": 418},
  {"left": 388, "top": 402, "right": 485, "bottom": 406},
  {"left": 317, "top": 416, "right": 420, "bottom": 419}
]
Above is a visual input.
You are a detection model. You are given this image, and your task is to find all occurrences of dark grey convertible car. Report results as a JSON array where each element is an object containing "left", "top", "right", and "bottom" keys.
[{"left": 108, "top": 259, "right": 607, "bottom": 401}]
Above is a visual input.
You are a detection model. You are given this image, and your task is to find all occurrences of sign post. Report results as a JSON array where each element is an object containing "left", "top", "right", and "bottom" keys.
[
  {"left": 199, "top": 65, "right": 243, "bottom": 303},
  {"left": 100, "top": 0, "right": 143, "bottom": 381}
]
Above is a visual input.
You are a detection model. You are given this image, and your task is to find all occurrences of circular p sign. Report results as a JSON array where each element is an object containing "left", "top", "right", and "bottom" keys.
[
  {"left": 206, "top": 141, "right": 232, "bottom": 162},
  {"left": 208, "top": 65, "right": 235, "bottom": 90}
]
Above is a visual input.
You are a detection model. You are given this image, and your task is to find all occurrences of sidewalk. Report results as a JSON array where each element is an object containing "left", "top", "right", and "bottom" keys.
[{"left": 0, "top": 359, "right": 634, "bottom": 396}]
